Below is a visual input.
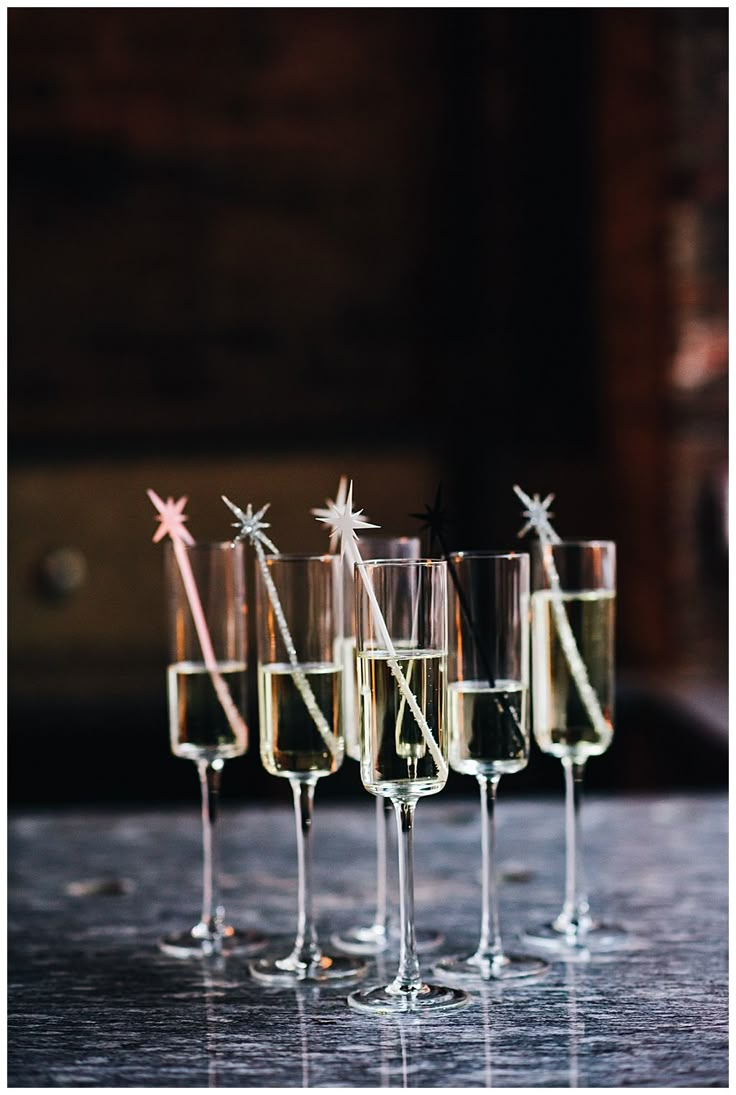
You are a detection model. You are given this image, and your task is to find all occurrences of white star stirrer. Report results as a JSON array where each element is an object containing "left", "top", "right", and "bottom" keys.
[
  {"left": 147, "top": 489, "right": 248, "bottom": 749},
  {"left": 315, "top": 480, "right": 448, "bottom": 782},
  {"left": 312, "top": 474, "right": 361, "bottom": 760},
  {"left": 310, "top": 474, "right": 350, "bottom": 529},
  {"left": 222, "top": 496, "right": 340, "bottom": 762},
  {"left": 513, "top": 484, "right": 609, "bottom": 740}
]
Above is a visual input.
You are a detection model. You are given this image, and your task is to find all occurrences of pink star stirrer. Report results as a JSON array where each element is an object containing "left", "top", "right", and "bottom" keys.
[
  {"left": 315, "top": 481, "right": 448, "bottom": 781},
  {"left": 147, "top": 490, "right": 248, "bottom": 749}
]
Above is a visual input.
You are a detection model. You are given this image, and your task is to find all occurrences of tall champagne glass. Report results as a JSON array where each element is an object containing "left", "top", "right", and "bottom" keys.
[
  {"left": 332, "top": 534, "right": 442, "bottom": 956},
  {"left": 433, "top": 551, "right": 548, "bottom": 982},
  {"left": 522, "top": 539, "right": 624, "bottom": 956},
  {"left": 347, "top": 559, "right": 469, "bottom": 1015},
  {"left": 249, "top": 553, "right": 366, "bottom": 984},
  {"left": 161, "top": 540, "right": 267, "bottom": 958}
]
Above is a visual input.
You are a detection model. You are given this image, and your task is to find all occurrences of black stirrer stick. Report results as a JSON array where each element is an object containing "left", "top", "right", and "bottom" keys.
[{"left": 409, "top": 485, "right": 526, "bottom": 750}]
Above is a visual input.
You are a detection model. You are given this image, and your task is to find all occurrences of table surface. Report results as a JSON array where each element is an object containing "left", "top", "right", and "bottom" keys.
[{"left": 8, "top": 790, "right": 728, "bottom": 1088}]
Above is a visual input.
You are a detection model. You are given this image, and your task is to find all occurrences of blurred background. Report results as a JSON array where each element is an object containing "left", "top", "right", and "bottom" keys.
[{"left": 8, "top": 7, "right": 728, "bottom": 806}]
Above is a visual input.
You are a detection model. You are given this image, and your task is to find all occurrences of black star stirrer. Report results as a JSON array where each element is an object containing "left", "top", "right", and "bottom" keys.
[
  {"left": 409, "top": 486, "right": 525, "bottom": 749},
  {"left": 410, "top": 483, "right": 494, "bottom": 680},
  {"left": 409, "top": 482, "right": 453, "bottom": 558}
]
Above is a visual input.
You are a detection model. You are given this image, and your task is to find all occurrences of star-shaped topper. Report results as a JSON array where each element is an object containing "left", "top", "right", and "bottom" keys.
[
  {"left": 147, "top": 489, "right": 195, "bottom": 545},
  {"left": 314, "top": 480, "right": 379, "bottom": 557},
  {"left": 513, "top": 484, "right": 561, "bottom": 543},
  {"left": 409, "top": 483, "right": 453, "bottom": 555},
  {"left": 222, "top": 496, "right": 279, "bottom": 554},
  {"left": 311, "top": 474, "right": 349, "bottom": 524}
]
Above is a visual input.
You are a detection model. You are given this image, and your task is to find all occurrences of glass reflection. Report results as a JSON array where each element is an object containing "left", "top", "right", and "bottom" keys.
[{"left": 379, "top": 1015, "right": 422, "bottom": 1088}]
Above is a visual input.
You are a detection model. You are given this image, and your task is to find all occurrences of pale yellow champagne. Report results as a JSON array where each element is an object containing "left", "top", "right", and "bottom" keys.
[
  {"left": 531, "top": 590, "right": 615, "bottom": 761},
  {"left": 258, "top": 662, "right": 343, "bottom": 778},
  {"left": 448, "top": 680, "right": 528, "bottom": 777},
  {"left": 168, "top": 660, "right": 247, "bottom": 761},
  {"left": 357, "top": 649, "right": 447, "bottom": 801}
]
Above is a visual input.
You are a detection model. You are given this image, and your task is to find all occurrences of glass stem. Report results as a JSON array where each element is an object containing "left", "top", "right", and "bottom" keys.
[
  {"left": 391, "top": 799, "right": 422, "bottom": 996},
  {"left": 477, "top": 773, "right": 503, "bottom": 962},
  {"left": 197, "top": 759, "right": 224, "bottom": 938},
  {"left": 560, "top": 758, "right": 590, "bottom": 936},
  {"left": 373, "top": 796, "right": 390, "bottom": 934},
  {"left": 290, "top": 778, "right": 321, "bottom": 967}
]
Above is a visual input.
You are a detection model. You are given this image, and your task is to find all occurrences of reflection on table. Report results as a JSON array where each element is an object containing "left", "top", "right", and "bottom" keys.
[{"left": 8, "top": 793, "right": 727, "bottom": 1087}]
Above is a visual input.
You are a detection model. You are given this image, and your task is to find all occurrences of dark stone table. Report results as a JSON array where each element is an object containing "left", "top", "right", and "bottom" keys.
[{"left": 8, "top": 791, "right": 728, "bottom": 1087}]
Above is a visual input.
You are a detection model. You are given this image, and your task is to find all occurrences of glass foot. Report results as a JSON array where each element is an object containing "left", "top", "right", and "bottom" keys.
[
  {"left": 348, "top": 980, "right": 470, "bottom": 1017},
  {"left": 434, "top": 950, "right": 549, "bottom": 983},
  {"left": 331, "top": 923, "right": 444, "bottom": 956},
  {"left": 331, "top": 923, "right": 389, "bottom": 955},
  {"left": 248, "top": 951, "right": 367, "bottom": 985},
  {"left": 522, "top": 916, "right": 629, "bottom": 959},
  {"left": 159, "top": 924, "right": 268, "bottom": 959}
]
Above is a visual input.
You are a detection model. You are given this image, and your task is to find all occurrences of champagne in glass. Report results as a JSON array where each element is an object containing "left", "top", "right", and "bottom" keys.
[
  {"left": 160, "top": 540, "right": 267, "bottom": 959},
  {"left": 347, "top": 558, "right": 469, "bottom": 1016},
  {"left": 522, "top": 539, "right": 625, "bottom": 956},
  {"left": 433, "top": 551, "right": 548, "bottom": 983},
  {"left": 259, "top": 661, "right": 343, "bottom": 777},
  {"left": 168, "top": 661, "right": 247, "bottom": 761},
  {"left": 248, "top": 553, "right": 366, "bottom": 985},
  {"left": 448, "top": 679, "right": 527, "bottom": 776},
  {"left": 358, "top": 648, "right": 446, "bottom": 799},
  {"left": 531, "top": 589, "right": 615, "bottom": 760}
]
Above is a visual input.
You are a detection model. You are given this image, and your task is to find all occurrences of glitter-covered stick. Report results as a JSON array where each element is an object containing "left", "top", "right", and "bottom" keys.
[
  {"left": 221, "top": 496, "right": 340, "bottom": 762},
  {"left": 147, "top": 489, "right": 248, "bottom": 750},
  {"left": 514, "top": 484, "right": 610, "bottom": 740},
  {"left": 316, "top": 481, "right": 449, "bottom": 782}
]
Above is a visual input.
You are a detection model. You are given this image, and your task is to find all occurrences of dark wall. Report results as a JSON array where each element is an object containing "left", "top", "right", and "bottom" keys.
[{"left": 9, "top": 9, "right": 599, "bottom": 457}]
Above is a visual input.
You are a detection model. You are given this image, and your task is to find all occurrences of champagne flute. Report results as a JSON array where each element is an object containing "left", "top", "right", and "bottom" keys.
[
  {"left": 433, "top": 551, "right": 548, "bottom": 982},
  {"left": 347, "top": 558, "right": 469, "bottom": 1015},
  {"left": 332, "top": 533, "right": 443, "bottom": 957},
  {"left": 160, "top": 540, "right": 267, "bottom": 958},
  {"left": 249, "top": 553, "right": 367, "bottom": 984},
  {"left": 522, "top": 539, "right": 624, "bottom": 956}
]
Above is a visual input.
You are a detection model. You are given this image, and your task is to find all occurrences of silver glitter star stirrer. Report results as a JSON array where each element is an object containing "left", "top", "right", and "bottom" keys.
[
  {"left": 222, "top": 495, "right": 340, "bottom": 762},
  {"left": 147, "top": 489, "right": 248, "bottom": 750},
  {"left": 513, "top": 484, "right": 609, "bottom": 740},
  {"left": 315, "top": 481, "right": 448, "bottom": 782},
  {"left": 514, "top": 486, "right": 561, "bottom": 545}
]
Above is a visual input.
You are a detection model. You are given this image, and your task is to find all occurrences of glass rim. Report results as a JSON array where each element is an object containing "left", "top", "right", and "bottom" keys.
[
  {"left": 164, "top": 539, "right": 243, "bottom": 551},
  {"left": 355, "top": 557, "right": 446, "bottom": 569},
  {"left": 264, "top": 551, "right": 338, "bottom": 563},
  {"left": 356, "top": 533, "right": 421, "bottom": 544},
  {"left": 449, "top": 549, "right": 529, "bottom": 561},
  {"left": 539, "top": 539, "right": 615, "bottom": 550}
]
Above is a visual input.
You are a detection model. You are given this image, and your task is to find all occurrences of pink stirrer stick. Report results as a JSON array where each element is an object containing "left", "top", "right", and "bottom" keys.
[{"left": 147, "top": 490, "right": 248, "bottom": 750}]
